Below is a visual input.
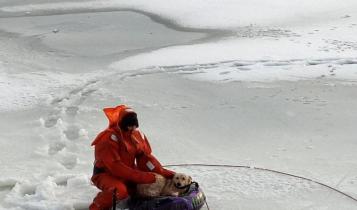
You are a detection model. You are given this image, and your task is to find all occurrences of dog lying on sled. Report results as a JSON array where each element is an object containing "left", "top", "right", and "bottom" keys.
[{"left": 136, "top": 172, "right": 192, "bottom": 197}]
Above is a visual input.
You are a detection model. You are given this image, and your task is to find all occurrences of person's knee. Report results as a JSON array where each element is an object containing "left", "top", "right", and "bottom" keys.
[
  {"left": 89, "top": 202, "right": 102, "bottom": 210},
  {"left": 112, "top": 183, "right": 129, "bottom": 200},
  {"left": 91, "top": 191, "right": 112, "bottom": 210}
]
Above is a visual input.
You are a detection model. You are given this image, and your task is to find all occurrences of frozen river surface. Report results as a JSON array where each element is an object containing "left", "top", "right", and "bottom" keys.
[{"left": 0, "top": 1, "right": 357, "bottom": 210}]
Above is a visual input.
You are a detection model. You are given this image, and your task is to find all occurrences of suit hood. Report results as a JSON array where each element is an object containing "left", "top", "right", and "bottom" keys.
[
  {"left": 91, "top": 104, "right": 135, "bottom": 146},
  {"left": 103, "top": 104, "right": 135, "bottom": 128}
]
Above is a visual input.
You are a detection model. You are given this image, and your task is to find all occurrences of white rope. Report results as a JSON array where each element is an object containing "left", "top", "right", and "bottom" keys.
[{"left": 164, "top": 163, "right": 357, "bottom": 204}]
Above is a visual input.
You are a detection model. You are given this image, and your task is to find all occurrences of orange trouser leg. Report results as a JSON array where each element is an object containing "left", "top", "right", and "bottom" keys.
[{"left": 90, "top": 173, "right": 129, "bottom": 210}]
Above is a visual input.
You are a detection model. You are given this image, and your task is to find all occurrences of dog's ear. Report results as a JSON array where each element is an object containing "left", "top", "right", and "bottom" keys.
[{"left": 188, "top": 176, "right": 192, "bottom": 183}]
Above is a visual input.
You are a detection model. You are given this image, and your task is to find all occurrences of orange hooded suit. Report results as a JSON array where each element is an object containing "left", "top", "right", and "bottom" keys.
[{"left": 89, "top": 105, "right": 175, "bottom": 210}]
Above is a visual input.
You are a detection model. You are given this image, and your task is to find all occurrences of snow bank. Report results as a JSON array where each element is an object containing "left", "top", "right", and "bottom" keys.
[
  {"left": 110, "top": 25, "right": 357, "bottom": 82},
  {"left": 110, "top": 36, "right": 349, "bottom": 70},
  {"left": 162, "top": 58, "right": 357, "bottom": 82},
  {"left": 1, "top": 0, "right": 357, "bottom": 29}
]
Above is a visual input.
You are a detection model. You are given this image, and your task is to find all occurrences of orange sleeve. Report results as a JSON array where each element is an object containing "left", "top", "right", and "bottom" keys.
[
  {"left": 136, "top": 135, "right": 175, "bottom": 179},
  {"left": 95, "top": 134, "right": 155, "bottom": 184}
]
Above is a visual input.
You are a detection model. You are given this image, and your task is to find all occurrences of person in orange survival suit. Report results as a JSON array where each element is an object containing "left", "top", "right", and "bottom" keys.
[{"left": 89, "top": 105, "right": 175, "bottom": 210}]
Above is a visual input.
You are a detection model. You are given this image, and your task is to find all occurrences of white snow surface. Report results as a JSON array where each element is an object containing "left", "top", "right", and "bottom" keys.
[
  {"left": 0, "top": 69, "right": 99, "bottom": 111},
  {"left": 1, "top": 1, "right": 357, "bottom": 210}
]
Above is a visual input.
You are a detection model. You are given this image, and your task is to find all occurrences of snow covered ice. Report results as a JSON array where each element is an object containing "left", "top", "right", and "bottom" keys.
[{"left": 0, "top": 0, "right": 357, "bottom": 209}]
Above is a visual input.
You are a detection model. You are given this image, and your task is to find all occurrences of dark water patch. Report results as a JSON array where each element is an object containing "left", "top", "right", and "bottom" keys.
[{"left": 0, "top": 9, "right": 234, "bottom": 73}]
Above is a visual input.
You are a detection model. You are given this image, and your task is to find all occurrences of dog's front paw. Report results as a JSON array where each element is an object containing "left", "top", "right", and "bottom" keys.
[{"left": 171, "top": 192, "right": 179, "bottom": 197}]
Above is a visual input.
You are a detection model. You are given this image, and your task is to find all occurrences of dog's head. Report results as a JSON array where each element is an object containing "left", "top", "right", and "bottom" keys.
[{"left": 173, "top": 173, "right": 192, "bottom": 188}]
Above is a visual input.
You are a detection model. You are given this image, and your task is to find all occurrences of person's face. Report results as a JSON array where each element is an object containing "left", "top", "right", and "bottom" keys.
[{"left": 127, "top": 125, "right": 137, "bottom": 132}]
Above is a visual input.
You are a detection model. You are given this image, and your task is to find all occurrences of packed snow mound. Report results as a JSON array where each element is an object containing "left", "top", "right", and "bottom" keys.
[{"left": 2, "top": 175, "right": 97, "bottom": 210}]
